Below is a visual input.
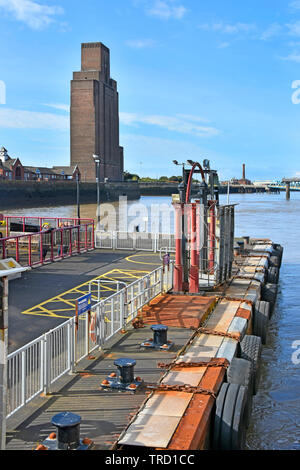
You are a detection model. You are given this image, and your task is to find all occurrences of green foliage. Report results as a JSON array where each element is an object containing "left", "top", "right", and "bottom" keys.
[{"left": 124, "top": 171, "right": 183, "bottom": 183}]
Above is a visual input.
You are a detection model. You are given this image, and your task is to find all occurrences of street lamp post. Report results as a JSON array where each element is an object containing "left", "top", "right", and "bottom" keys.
[{"left": 93, "top": 155, "right": 102, "bottom": 230}]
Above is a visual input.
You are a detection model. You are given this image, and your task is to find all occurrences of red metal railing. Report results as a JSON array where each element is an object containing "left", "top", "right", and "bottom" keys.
[
  {"left": 3, "top": 216, "right": 94, "bottom": 237},
  {"left": 0, "top": 223, "right": 95, "bottom": 268}
]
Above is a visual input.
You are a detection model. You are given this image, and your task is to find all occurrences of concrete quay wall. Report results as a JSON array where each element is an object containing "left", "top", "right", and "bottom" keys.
[{"left": 0, "top": 180, "right": 140, "bottom": 209}]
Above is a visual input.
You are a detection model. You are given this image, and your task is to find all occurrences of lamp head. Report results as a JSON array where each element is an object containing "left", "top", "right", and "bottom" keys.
[{"left": 203, "top": 159, "right": 210, "bottom": 170}]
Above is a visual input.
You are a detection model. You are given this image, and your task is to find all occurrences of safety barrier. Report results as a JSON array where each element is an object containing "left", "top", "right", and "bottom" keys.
[
  {"left": 0, "top": 223, "right": 95, "bottom": 268},
  {"left": 6, "top": 263, "right": 174, "bottom": 418},
  {"left": 3, "top": 215, "right": 94, "bottom": 237},
  {"left": 95, "top": 231, "right": 175, "bottom": 253},
  {"left": 91, "top": 264, "right": 173, "bottom": 346}
]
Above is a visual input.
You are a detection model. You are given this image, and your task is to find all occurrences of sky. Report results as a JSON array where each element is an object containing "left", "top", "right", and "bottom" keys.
[{"left": 1, "top": 0, "right": 300, "bottom": 181}]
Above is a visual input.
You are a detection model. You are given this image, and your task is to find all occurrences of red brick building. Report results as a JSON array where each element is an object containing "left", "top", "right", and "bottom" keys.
[
  {"left": 0, "top": 147, "right": 81, "bottom": 181},
  {"left": 70, "top": 42, "right": 124, "bottom": 182},
  {"left": 0, "top": 147, "right": 23, "bottom": 180}
]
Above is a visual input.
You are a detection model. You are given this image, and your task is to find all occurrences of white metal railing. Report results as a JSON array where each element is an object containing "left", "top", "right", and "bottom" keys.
[
  {"left": 95, "top": 231, "right": 175, "bottom": 253},
  {"left": 6, "top": 263, "right": 174, "bottom": 418},
  {"left": 90, "top": 264, "right": 173, "bottom": 345}
]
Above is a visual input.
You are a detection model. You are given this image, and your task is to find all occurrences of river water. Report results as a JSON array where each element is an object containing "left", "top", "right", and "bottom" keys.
[{"left": 3, "top": 193, "right": 300, "bottom": 450}]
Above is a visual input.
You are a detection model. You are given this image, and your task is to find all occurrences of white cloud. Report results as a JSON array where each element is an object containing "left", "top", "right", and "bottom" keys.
[
  {"left": 218, "top": 42, "right": 230, "bottom": 49},
  {"left": 146, "top": 0, "right": 187, "bottom": 20},
  {"left": 289, "top": 1, "right": 300, "bottom": 11},
  {"left": 125, "top": 38, "right": 156, "bottom": 49},
  {"left": 0, "top": 107, "right": 69, "bottom": 130},
  {"left": 199, "top": 21, "right": 256, "bottom": 35},
  {"left": 0, "top": 0, "right": 64, "bottom": 30},
  {"left": 260, "top": 23, "right": 282, "bottom": 40},
  {"left": 175, "top": 114, "right": 210, "bottom": 123},
  {"left": 281, "top": 52, "right": 300, "bottom": 62},
  {"left": 120, "top": 112, "right": 220, "bottom": 138},
  {"left": 287, "top": 20, "right": 300, "bottom": 36},
  {"left": 42, "top": 103, "right": 70, "bottom": 112}
]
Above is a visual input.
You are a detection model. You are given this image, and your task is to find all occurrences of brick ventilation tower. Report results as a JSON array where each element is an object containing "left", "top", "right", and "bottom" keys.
[{"left": 70, "top": 42, "right": 124, "bottom": 182}]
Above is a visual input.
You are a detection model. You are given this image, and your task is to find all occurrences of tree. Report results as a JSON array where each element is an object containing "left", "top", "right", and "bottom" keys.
[{"left": 124, "top": 171, "right": 140, "bottom": 181}]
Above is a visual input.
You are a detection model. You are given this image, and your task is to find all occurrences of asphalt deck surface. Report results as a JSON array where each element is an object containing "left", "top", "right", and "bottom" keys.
[
  {"left": 6, "top": 325, "right": 193, "bottom": 451},
  {"left": 6, "top": 248, "right": 180, "bottom": 450},
  {"left": 8, "top": 249, "right": 163, "bottom": 353}
]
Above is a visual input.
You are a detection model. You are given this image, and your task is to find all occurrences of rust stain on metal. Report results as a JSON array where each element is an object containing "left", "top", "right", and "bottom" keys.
[
  {"left": 140, "top": 294, "right": 216, "bottom": 329},
  {"left": 166, "top": 366, "right": 225, "bottom": 450},
  {"left": 235, "top": 307, "right": 251, "bottom": 321}
]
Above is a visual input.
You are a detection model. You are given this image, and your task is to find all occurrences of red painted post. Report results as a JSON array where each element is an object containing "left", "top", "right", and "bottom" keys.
[
  {"left": 92, "top": 222, "right": 95, "bottom": 249},
  {"left": 16, "top": 237, "right": 19, "bottom": 263},
  {"left": 173, "top": 203, "right": 183, "bottom": 292},
  {"left": 40, "top": 233, "right": 43, "bottom": 265},
  {"left": 195, "top": 201, "right": 201, "bottom": 268},
  {"left": 189, "top": 203, "right": 199, "bottom": 293},
  {"left": 22, "top": 217, "right": 25, "bottom": 233},
  {"left": 28, "top": 235, "right": 32, "bottom": 266},
  {"left": 60, "top": 229, "right": 63, "bottom": 259},
  {"left": 208, "top": 200, "right": 216, "bottom": 274},
  {"left": 77, "top": 226, "right": 80, "bottom": 254},
  {"left": 50, "top": 230, "right": 54, "bottom": 262},
  {"left": 69, "top": 228, "right": 72, "bottom": 256},
  {"left": 85, "top": 225, "right": 88, "bottom": 251}
]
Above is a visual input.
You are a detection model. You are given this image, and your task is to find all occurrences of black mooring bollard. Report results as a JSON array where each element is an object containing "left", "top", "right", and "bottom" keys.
[
  {"left": 151, "top": 324, "right": 168, "bottom": 347},
  {"left": 114, "top": 358, "right": 136, "bottom": 384},
  {"left": 51, "top": 412, "right": 81, "bottom": 450}
]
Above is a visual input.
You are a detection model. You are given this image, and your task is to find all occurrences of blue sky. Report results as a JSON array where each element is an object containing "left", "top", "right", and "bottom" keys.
[{"left": 1, "top": 0, "right": 300, "bottom": 180}]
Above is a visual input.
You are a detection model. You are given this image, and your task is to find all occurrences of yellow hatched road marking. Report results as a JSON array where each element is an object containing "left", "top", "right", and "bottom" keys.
[{"left": 22, "top": 268, "right": 151, "bottom": 318}]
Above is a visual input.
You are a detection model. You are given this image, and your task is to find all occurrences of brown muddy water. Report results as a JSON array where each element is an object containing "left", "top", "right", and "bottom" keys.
[{"left": 3, "top": 193, "right": 300, "bottom": 450}]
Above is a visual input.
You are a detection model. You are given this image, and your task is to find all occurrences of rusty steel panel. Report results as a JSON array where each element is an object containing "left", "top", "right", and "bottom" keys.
[
  {"left": 167, "top": 367, "right": 225, "bottom": 450},
  {"left": 141, "top": 294, "right": 216, "bottom": 329}
]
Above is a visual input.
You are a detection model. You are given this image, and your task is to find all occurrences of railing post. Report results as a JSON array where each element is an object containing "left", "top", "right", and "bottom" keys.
[
  {"left": 21, "top": 350, "right": 26, "bottom": 408},
  {"left": 159, "top": 266, "right": 164, "bottom": 293},
  {"left": 15, "top": 238, "right": 19, "bottom": 263},
  {"left": 77, "top": 227, "right": 80, "bottom": 254},
  {"left": 40, "top": 233, "right": 43, "bottom": 265},
  {"left": 85, "top": 312, "right": 89, "bottom": 357},
  {"left": 85, "top": 225, "right": 88, "bottom": 251},
  {"left": 92, "top": 223, "right": 95, "bottom": 249},
  {"left": 43, "top": 333, "right": 50, "bottom": 395},
  {"left": 60, "top": 230, "right": 63, "bottom": 259},
  {"left": 28, "top": 236, "right": 32, "bottom": 266},
  {"left": 111, "top": 297, "right": 115, "bottom": 337},
  {"left": 122, "top": 289, "right": 127, "bottom": 331},
  {"left": 69, "top": 318, "right": 75, "bottom": 374},
  {"left": 69, "top": 228, "right": 73, "bottom": 256},
  {"left": 50, "top": 230, "right": 54, "bottom": 262}
]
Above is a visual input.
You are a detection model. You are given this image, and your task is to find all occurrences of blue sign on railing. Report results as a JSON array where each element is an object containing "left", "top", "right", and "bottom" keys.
[{"left": 76, "top": 293, "right": 92, "bottom": 315}]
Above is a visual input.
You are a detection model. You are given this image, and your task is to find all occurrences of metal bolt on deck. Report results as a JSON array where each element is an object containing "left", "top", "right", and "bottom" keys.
[
  {"left": 36, "top": 412, "right": 93, "bottom": 450},
  {"left": 141, "top": 324, "right": 174, "bottom": 351},
  {"left": 101, "top": 358, "right": 143, "bottom": 392}
]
